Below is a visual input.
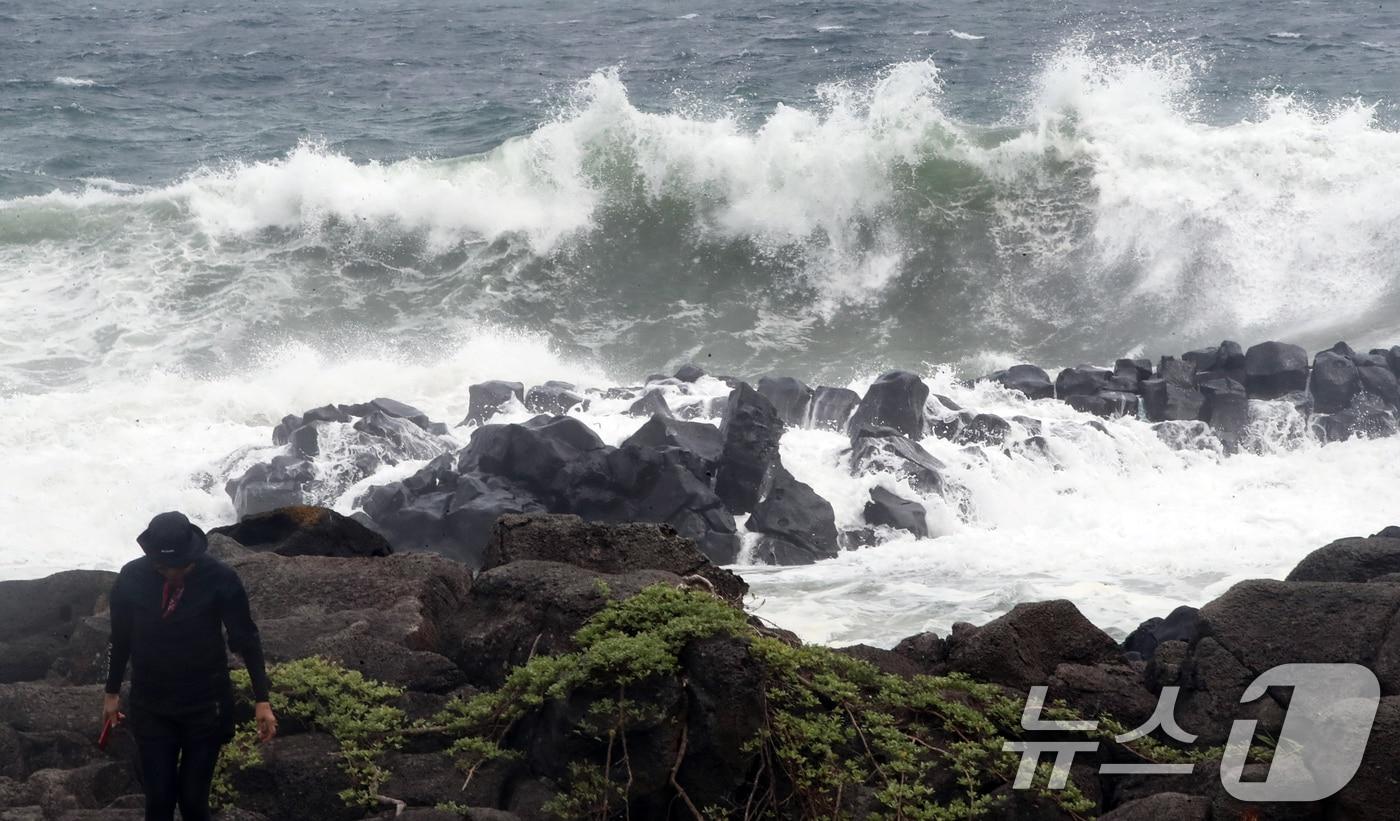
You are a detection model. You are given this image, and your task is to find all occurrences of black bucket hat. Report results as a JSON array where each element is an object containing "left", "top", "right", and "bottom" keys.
[{"left": 137, "top": 511, "right": 208, "bottom": 565}]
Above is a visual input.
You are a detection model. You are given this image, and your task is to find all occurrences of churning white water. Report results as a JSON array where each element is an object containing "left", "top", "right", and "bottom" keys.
[
  {"left": 6, "top": 44, "right": 1400, "bottom": 646},
  {"left": 2, "top": 330, "right": 1396, "bottom": 647}
]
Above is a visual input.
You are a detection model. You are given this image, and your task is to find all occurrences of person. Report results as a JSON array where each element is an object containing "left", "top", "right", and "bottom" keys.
[{"left": 102, "top": 511, "right": 278, "bottom": 821}]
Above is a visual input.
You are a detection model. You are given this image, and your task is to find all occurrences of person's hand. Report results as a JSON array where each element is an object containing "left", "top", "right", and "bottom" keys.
[
  {"left": 255, "top": 702, "right": 277, "bottom": 743},
  {"left": 101, "top": 693, "right": 124, "bottom": 728}
]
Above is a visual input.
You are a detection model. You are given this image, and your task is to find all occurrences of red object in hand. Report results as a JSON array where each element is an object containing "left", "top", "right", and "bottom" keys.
[{"left": 97, "top": 715, "right": 121, "bottom": 750}]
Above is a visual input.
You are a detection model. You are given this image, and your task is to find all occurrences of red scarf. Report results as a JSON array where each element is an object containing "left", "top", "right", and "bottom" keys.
[{"left": 160, "top": 578, "right": 185, "bottom": 619}]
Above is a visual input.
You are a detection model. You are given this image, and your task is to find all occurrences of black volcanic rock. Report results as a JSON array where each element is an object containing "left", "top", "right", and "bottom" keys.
[
  {"left": 846, "top": 370, "right": 929, "bottom": 439},
  {"left": 1156, "top": 356, "right": 1198, "bottom": 388},
  {"left": 481, "top": 513, "right": 746, "bottom": 604},
  {"left": 625, "top": 388, "right": 673, "bottom": 419},
  {"left": 1317, "top": 393, "right": 1400, "bottom": 442},
  {"left": 1311, "top": 349, "right": 1361, "bottom": 413},
  {"left": 1198, "top": 377, "right": 1249, "bottom": 453},
  {"left": 944, "top": 600, "right": 1120, "bottom": 691},
  {"left": 748, "top": 466, "right": 840, "bottom": 564},
  {"left": 674, "top": 363, "right": 706, "bottom": 382},
  {"left": 757, "top": 375, "right": 814, "bottom": 427},
  {"left": 1244, "top": 341, "right": 1308, "bottom": 399},
  {"left": 226, "top": 455, "right": 318, "bottom": 520},
  {"left": 1287, "top": 535, "right": 1400, "bottom": 583},
  {"left": 954, "top": 413, "right": 1011, "bottom": 445},
  {"left": 1357, "top": 359, "right": 1400, "bottom": 408},
  {"left": 1054, "top": 366, "right": 1113, "bottom": 399},
  {"left": 808, "top": 386, "right": 860, "bottom": 430},
  {"left": 463, "top": 380, "right": 524, "bottom": 426},
  {"left": 1140, "top": 379, "right": 1204, "bottom": 422},
  {"left": 1067, "top": 391, "right": 1138, "bottom": 418},
  {"left": 465, "top": 416, "right": 606, "bottom": 493},
  {"left": 523, "top": 383, "right": 590, "bottom": 416},
  {"left": 211, "top": 506, "right": 392, "bottom": 558},
  {"left": 863, "top": 486, "right": 929, "bottom": 538},
  {"left": 621, "top": 414, "right": 723, "bottom": 466},
  {"left": 714, "top": 383, "right": 783, "bottom": 515},
  {"left": 989, "top": 364, "right": 1054, "bottom": 400},
  {"left": 1122, "top": 606, "right": 1199, "bottom": 660},
  {"left": 557, "top": 444, "right": 742, "bottom": 564},
  {"left": 849, "top": 427, "right": 946, "bottom": 495}
]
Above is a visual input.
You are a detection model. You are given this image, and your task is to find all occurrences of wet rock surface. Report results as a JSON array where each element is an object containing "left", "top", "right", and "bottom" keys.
[{"left": 6, "top": 516, "right": 1400, "bottom": 818}]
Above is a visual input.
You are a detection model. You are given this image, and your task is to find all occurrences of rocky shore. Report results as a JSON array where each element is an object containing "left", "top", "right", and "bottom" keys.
[
  {"left": 3, "top": 510, "right": 1400, "bottom": 819},
  {"left": 220, "top": 338, "right": 1400, "bottom": 572}
]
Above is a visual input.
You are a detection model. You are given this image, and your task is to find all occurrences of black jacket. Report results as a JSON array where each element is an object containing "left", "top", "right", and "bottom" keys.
[{"left": 105, "top": 549, "right": 271, "bottom": 708}]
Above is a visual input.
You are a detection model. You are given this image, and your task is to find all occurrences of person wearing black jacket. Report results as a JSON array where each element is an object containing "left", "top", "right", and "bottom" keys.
[{"left": 102, "top": 511, "right": 278, "bottom": 821}]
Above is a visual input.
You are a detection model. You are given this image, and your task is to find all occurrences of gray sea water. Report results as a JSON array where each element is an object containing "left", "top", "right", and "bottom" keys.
[{"left": 4, "top": 0, "right": 1400, "bottom": 644}]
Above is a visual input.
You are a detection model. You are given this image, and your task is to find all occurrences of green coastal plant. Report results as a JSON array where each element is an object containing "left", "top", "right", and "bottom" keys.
[
  {"left": 426, "top": 584, "right": 1210, "bottom": 820},
  {"left": 217, "top": 656, "right": 406, "bottom": 810},
  {"left": 212, "top": 588, "right": 1259, "bottom": 819}
]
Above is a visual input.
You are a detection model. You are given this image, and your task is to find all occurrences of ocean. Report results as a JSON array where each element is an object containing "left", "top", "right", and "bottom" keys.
[{"left": 4, "top": 0, "right": 1400, "bottom": 645}]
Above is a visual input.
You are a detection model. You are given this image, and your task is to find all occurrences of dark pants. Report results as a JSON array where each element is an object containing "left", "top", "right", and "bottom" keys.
[
  {"left": 130, "top": 692, "right": 231, "bottom": 821},
  {"left": 134, "top": 731, "right": 223, "bottom": 821}
]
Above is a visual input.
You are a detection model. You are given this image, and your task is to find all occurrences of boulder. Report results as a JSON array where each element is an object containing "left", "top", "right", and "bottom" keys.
[
  {"left": 228, "top": 400, "right": 453, "bottom": 519},
  {"left": 1054, "top": 366, "right": 1113, "bottom": 399},
  {"left": 1117, "top": 358, "right": 1153, "bottom": 381},
  {"left": 1324, "top": 393, "right": 1400, "bottom": 441},
  {"left": 1382, "top": 346, "right": 1400, "bottom": 377},
  {"left": 1286, "top": 535, "right": 1400, "bottom": 583},
  {"left": 481, "top": 514, "right": 746, "bottom": 604},
  {"left": 463, "top": 416, "right": 606, "bottom": 492},
  {"left": 210, "top": 506, "right": 392, "bottom": 558},
  {"left": 365, "top": 415, "right": 742, "bottom": 567},
  {"left": 954, "top": 413, "right": 1011, "bottom": 445},
  {"left": 808, "top": 386, "right": 860, "bottom": 430},
  {"left": 849, "top": 428, "right": 946, "bottom": 495},
  {"left": 1067, "top": 391, "right": 1138, "bottom": 418},
  {"left": 1139, "top": 378, "right": 1204, "bottom": 423},
  {"left": 230, "top": 733, "right": 358, "bottom": 821},
  {"left": 1181, "top": 346, "right": 1220, "bottom": 375},
  {"left": 1311, "top": 350, "right": 1361, "bottom": 414},
  {"left": 463, "top": 380, "right": 524, "bottom": 426},
  {"left": 714, "top": 383, "right": 784, "bottom": 515},
  {"left": 891, "top": 632, "right": 947, "bottom": 672},
  {"left": 989, "top": 365, "right": 1054, "bottom": 400},
  {"left": 1244, "top": 341, "right": 1309, "bottom": 399},
  {"left": 756, "top": 375, "right": 814, "bottom": 427},
  {"left": 337, "top": 397, "right": 434, "bottom": 430},
  {"left": 352, "top": 411, "right": 449, "bottom": 460},
  {"left": 620, "top": 415, "right": 723, "bottom": 467},
  {"left": 1198, "top": 378, "right": 1249, "bottom": 453},
  {"left": 1122, "top": 605, "right": 1199, "bottom": 660},
  {"left": 225, "top": 455, "right": 316, "bottom": 520},
  {"left": 0, "top": 572, "right": 114, "bottom": 684},
  {"left": 748, "top": 467, "right": 840, "bottom": 565},
  {"left": 944, "top": 600, "right": 1120, "bottom": 690},
  {"left": 556, "top": 444, "right": 742, "bottom": 565},
  {"left": 846, "top": 371, "right": 929, "bottom": 440},
  {"left": 445, "top": 560, "right": 683, "bottom": 687},
  {"left": 523, "top": 384, "right": 589, "bottom": 416},
  {"left": 1332, "top": 696, "right": 1400, "bottom": 819},
  {"left": 1175, "top": 579, "right": 1400, "bottom": 742},
  {"left": 230, "top": 551, "right": 473, "bottom": 692},
  {"left": 674, "top": 363, "right": 706, "bottom": 383},
  {"left": 1357, "top": 360, "right": 1400, "bottom": 408},
  {"left": 1195, "top": 340, "right": 1247, "bottom": 385},
  {"left": 863, "top": 487, "right": 929, "bottom": 538},
  {"left": 1156, "top": 356, "right": 1198, "bottom": 388},
  {"left": 272, "top": 404, "right": 350, "bottom": 446},
  {"left": 625, "top": 389, "right": 673, "bottom": 419}
]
